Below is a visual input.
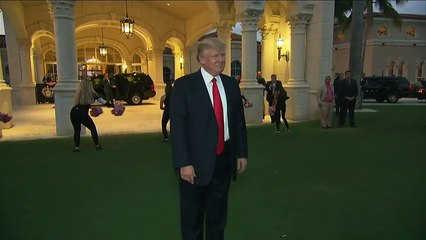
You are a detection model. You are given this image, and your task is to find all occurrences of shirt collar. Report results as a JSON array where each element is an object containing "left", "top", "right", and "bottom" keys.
[{"left": 201, "top": 67, "right": 221, "bottom": 85}]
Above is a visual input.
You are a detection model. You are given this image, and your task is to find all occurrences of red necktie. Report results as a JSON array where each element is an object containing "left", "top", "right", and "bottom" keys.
[{"left": 212, "top": 78, "right": 224, "bottom": 155}]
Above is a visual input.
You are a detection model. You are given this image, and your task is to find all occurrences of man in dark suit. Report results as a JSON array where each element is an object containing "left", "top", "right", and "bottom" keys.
[
  {"left": 265, "top": 74, "right": 283, "bottom": 123},
  {"left": 338, "top": 70, "right": 359, "bottom": 128},
  {"left": 170, "top": 37, "right": 248, "bottom": 240}
]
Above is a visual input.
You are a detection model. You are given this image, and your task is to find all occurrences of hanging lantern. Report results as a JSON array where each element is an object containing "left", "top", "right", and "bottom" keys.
[
  {"left": 99, "top": 28, "right": 107, "bottom": 56},
  {"left": 120, "top": 0, "right": 134, "bottom": 38}
]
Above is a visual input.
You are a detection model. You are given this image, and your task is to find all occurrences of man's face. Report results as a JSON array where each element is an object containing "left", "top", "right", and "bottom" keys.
[
  {"left": 345, "top": 72, "right": 351, "bottom": 80},
  {"left": 325, "top": 77, "right": 331, "bottom": 84},
  {"left": 199, "top": 47, "right": 225, "bottom": 76}
]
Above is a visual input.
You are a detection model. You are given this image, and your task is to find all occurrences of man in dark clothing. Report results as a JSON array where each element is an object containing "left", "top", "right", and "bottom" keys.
[
  {"left": 256, "top": 71, "right": 267, "bottom": 87},
  {"left": 333, "top": 73, "right": 343, "bottom": 116},
  {"left": 338, "top": 70, "right": 359, "bottom": 128}
]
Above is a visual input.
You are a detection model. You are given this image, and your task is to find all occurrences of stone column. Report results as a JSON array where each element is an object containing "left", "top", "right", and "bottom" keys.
[
  {"left": 148, "top": 48, "right": 164, "bottom": 99},
  {"left": 259, "top": 23, "right": 278, "bottom": 117},
  {"left": 183, "top": 47, "right": 192, "bottom": 75},
  {"left": 259, "top": 23, "right": 278, "bottom": 79},
  {"left": 124, "top": 58, "right": 132, "bottom": 73},
  {"left": 239, "top": 9, "right": 264, "bottom": 124},
  {"left": 48, "top": 0, "right": 79, "bottom": 136},
  {"left": 173, "top": 51, "right": 184, "bottom": 79},
  {"left": 17, "top": 39, "right": 36, "bottom": 104},
  {"left": 216, "top": 20, "right": 233, "bottom": 76},
  {"left": 285, "top": 14, "right": 312, "bottom": 121},
  {"left": 0, "top": 54, "right": 14, "bottom": 132},
  {"left": 35, "top": 52, "right": 45, "bottom": 83}
]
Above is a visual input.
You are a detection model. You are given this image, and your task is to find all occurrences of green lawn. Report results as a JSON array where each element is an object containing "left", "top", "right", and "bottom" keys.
[{"left": 1, "top": 105, "right": 425, "bottom": 240}]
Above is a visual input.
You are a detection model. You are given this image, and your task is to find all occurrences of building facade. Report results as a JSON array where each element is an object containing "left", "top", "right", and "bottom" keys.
[
  {"left": 0, "top": 0, "right": 335, "bottom": 136},
  {"left": 333, "top": 13, "right": 426, "bottom": 82}
]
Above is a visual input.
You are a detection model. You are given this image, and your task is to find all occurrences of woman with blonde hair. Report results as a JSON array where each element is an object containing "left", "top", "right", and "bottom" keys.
[{"left": 70, "top": 79, "right": 110, "bottom": 152}]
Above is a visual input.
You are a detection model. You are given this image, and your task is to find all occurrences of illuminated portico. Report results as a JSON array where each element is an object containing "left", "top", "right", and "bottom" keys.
[{"left": 0, "top": 0, "right": 335, "bottom": 137}]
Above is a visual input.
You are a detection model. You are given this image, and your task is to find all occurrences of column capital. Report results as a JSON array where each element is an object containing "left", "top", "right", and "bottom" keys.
[
  {"left": 146, "top": 48, "right": 163, "bottom": 61},
  {"left": 259, "top": 23, "right": 278, "bottom": 39},
  {"left": 172, "top": 51, "right": 183, "bottom": 57},
  {"left": 47, "top": 0, "right": 75, "bottom": 20},
  {"left": 216, "top": 20, "right": 234, "bottom": 34},
  {"left": 288, "top": 14, "right": 312, "bottom": 32},
  {"left": 238, "top": 9, "right": 263, "bottom": 32}
]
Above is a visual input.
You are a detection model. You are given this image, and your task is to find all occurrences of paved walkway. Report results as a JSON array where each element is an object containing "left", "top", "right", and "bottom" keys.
[{"left": 1, "top": 100, "right": 165, "bottom": 142}]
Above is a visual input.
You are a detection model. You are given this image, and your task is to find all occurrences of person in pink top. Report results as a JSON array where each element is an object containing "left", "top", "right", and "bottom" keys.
[{"left": 317, "top": 75, "right": 335, "bottom": 128}]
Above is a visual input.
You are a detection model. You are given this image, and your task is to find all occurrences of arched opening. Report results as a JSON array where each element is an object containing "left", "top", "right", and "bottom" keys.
[
  {"left": 163, "top": 47, "right": 174, "bottom": 82},
  {"left": 388, "top": 61, "right": 395, "bottom": 76},
  {"left": 131, "top": 54, "right": 142, "bottom": 73},
  {"left": 75, "top": 44, "right": 123, "bottom": 79},
  {"left": 44, "top": 50, "right": 57, "bottom": 81},
  {"left": 397, "top": 61, "right": 405, "bottom": 77}
]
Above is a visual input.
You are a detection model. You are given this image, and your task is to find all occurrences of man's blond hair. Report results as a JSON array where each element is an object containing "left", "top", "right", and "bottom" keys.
[{"left": 196, "top": 38, "right": 226, "bottom": 62}]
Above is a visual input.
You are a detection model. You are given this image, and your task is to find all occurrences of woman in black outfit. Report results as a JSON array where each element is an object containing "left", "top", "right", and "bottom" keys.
[
  {"left": 160, "top": 78, "right": 173, "bottom": 142},
  {"left": 70, "top": 79, "right": 110, "bottom": 152},
  {"left": 272, "top": 85, "right": 290, "bottom": 133}
]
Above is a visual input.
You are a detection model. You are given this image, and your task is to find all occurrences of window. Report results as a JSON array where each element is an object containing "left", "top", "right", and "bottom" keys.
[
  {"left": 75, "top": 44, "right": 123, "bottom": 79},
  {"left": 406, "top": 26, "right": 416, "bottom": 38},
  {"left": 418, "top": 62, "right": 424, "bottom": 82},
  {"left": 377, "top": 25, "right": 387, "bottom": 37},
  {"left": 44, "top": 50, "right": 57, "bottom": 81},
  {"left": 231, "top": 60, "right": 241, "bottom": 77},
  {"left": 132, "top": 54, "right": 142, "bottom": 73},
  {"left": 388, "top": 61, "right": 395, "bottom": 76},
  {"left": 398, "top": 62, "right": 405, "bottom": 77}
]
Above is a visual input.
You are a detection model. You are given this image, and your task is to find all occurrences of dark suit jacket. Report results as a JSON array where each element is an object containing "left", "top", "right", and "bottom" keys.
[
  {"left": 340, "top": 79, "right": 359, "bottom": 98},
  {"left": 265, "top": 80, "right": 284, "bottom": 105},
  {"left": 170, "top": 70, "right": 248, "bottom": 186}
]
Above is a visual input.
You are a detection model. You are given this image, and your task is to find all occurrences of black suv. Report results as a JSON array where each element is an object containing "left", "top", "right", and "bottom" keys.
[
  {"left": 416, "top": 81, "right": 426, "bottom": 101},
  {"left": 361, "top": 76, "right": 413, "bottom": 103},
  {"left": 91, "top": 73, "right": 156, "bottom": 105}
]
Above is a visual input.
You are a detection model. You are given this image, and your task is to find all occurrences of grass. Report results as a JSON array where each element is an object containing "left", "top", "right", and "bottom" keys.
[{"left": 1, "top": 105, "right": 425, "bottom": 240}]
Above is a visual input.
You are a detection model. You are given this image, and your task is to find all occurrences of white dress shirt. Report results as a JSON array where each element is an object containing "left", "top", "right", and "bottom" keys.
[{"left": 201, "top": 67, "right": 229, "bottom": 141}]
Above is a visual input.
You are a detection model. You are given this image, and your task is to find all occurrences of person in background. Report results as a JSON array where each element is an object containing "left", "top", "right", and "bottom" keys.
[
  {"left": 102, "top": 74, "right": 114, "bottom": 102},
  {"left": 160, "top": 77, "right": 173, "bottom": 142},
  {"left": 338, "top": 70, "right": 359, "bottom": 128},
  {"left": 317, "top": 75, "right": 335, "bottom": 128},
  {"left": 170, "top": 37, "right": 248, "bottom": 240},
  {"left": 270, "top": 76, "right": 290, "bottom": 133},
  {"left": 70, "top": 79, "right": 111, "bottom": 152},
  {"left": 266, "top": 74, "right": 283, "bottom": 124},
  {"left": 333, "top": 73, "right": 343, "bottom": 116},
  {"left": 235, "top": 75, "right": 249, "bottom": 104},
  {"left": 256, "top": 71, "right": 266, "bottom": 87}
]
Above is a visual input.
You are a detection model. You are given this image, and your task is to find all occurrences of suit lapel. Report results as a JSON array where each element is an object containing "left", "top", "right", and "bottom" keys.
[
  {"left": 221, "top": 74, "right": 232, "bottom": 120},
  {"left": 194, "top": 70, "right": 215, "bottom": 115}
]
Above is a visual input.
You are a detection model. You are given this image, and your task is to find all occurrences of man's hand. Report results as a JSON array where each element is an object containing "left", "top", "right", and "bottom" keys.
[
  {"left": 237, "top": 158, "right": 248, "bottom": 174},
  {"left": 180, "top": 165, "right": 196, "bottom": 184}
]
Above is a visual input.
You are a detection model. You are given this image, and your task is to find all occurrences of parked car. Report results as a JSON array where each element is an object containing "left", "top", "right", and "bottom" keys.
[
  {"left": 416, "top": 81, "right": 426, "bottom": 101},
  {"left": 361, "top": 76, "right": 413, "bottom": 103},
  {"left": 91, "top": 72, "right": 156, "bottom": 105}
]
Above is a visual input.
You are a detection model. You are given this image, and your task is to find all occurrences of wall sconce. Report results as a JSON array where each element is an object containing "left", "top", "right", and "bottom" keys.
[
  {"left": 276, "top": 34, "right": 290, "bottom": 62},
  {"left": 179, "top": 55, "right": 183, "bottom": 70}
]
